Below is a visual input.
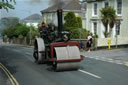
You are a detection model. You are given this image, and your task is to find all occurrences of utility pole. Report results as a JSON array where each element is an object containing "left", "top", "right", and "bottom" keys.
[
  {"left": 28, "top": 11, "right": 32, "bottom": 45},
  {"left": 79, "top": 28, "right": 82, "bottom": 48},
  {"left": 79, "top": 28, "right": 82, "bottom": 40}
]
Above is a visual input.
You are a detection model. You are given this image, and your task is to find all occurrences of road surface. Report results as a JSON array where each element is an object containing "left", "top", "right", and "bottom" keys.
[{"left": 0, "top": 44, "right": 128, "bottom": 85}]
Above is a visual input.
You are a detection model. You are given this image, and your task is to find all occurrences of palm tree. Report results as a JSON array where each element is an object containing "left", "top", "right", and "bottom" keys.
[{"left": 100, "top": 6, "right": 117, "bottom": 38}]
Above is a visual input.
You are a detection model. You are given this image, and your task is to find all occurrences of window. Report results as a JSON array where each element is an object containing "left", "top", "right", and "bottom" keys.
[
  {"left": 93, "top": 22, "right": 97, "bottom": 34},
  {"left": 104, "top": 1, "right": 109, "bottom": 8},
  {"left": 93, "top": 3, "right": 97, "bottom": 16},
  {"left": 117, "top": 0, "right": 122, "bottom": 15},
  {"left": 52, "top": 13, "right": 55, "bottom": 20}
]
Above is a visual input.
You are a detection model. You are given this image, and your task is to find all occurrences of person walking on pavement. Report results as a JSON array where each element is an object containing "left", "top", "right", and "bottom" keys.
[{"left": 87, "top": 33, "right": 93, "bottom": 52}]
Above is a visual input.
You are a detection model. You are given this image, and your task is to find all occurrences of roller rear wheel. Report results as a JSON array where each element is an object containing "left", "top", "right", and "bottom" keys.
[
  {"left": 33, "top": 50, "right": 45, "bottom": 64},
  {"left": 33, "top": 39, "right": 46, "bottom": 64}
]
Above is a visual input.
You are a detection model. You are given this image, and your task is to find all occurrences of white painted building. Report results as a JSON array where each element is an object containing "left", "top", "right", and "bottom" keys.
[
  {"left": 23, "top": 14, "right": 42, "bottom": 28},
  {"left": 41, "top": 0, "right": 86, "bottom": 28},
  {"left": 25, "top": 21, "right": 39, "bottom": 28},
  {"left": 86, "top": 0, "right": 128, "bottom": 46}
]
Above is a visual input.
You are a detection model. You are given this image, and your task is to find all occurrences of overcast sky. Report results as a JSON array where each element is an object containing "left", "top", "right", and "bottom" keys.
[{"left": 0, "top": 0, "right": 50, "bottom": 19}]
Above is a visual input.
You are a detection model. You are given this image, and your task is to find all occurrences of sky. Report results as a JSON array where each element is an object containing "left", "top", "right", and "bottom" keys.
[
  {"left": 0, "top": 0, "right": 82, "bottom": 19},
  {"left": 0, "top": 0, "right": 50, "bottom": 19}
]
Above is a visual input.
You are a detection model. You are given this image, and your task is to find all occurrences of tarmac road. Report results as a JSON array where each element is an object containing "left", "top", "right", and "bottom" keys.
[{"left": 0, "top": 44, "right": 128, "bottom": 85}]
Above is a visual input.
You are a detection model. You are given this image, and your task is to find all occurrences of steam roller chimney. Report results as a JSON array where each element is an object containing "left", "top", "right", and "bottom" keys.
[{"left": 57, "top": 9, "right": 63, "bottom": 37}]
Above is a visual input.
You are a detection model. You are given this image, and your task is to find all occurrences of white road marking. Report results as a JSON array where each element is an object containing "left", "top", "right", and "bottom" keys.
[
  {"left": 79, "top": 69, "right": 102, "bottom": 79},
  {"left": 107, "top": 60, "right": 114, "bottom": 63},
  {"left": 84, "top": 56, "right": 88, "bottom": 58},
  {"left": 94, "top": 57, "right": 99, "bottom": 60},
  {"left": 124, "top": 62, "right": 128, "bottom": 66},
  {"left": 116, "top": 62, "right": 123, "bottom": 65},
  {"left": 25, "top": 52, "right": 32, "bottom": 55},
  {"left": 100, "top": 57, "right": 107, "bottom": 60},
  {"left": 88, "top": 56, "right": 94, "bottom": 58},
  {"left": 107, "top": 58, "right": 113, "bottom": 61}
]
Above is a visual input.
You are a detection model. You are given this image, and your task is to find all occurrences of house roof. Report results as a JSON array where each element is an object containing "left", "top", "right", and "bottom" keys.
[
  {"left": 23, "top": 14, "right": 42, "bottom": 23},
  {"left": 41, "top": 0, "right": 85, "bottom": 13},
  {"left": 86, "top": 0, "right": 104, "bottom": 3}
]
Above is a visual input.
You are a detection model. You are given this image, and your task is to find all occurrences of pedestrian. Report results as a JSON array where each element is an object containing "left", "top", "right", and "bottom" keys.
[{"left": 87, "top": 33, "right": 93, "bottom": 52}]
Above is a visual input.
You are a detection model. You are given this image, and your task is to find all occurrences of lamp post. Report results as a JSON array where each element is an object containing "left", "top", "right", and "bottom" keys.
[{"left": 115, "top": 20, "right": 120, "bottom": 48}]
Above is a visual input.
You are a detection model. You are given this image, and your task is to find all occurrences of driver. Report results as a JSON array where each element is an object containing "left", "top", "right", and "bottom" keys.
[
  {"left": 39, "top": 22, "right": 48, "bottom": 35},
  {"left": 39, "top": 22, "right": 48, "bottom": 44}
]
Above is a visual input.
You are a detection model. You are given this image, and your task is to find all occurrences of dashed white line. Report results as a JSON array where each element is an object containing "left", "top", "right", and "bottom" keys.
[
  {"left": 95, "top": 57, "right": 99, "bottom": 60},
  {"left": 124, "top": 62, "right": 128, "bottom": 66},
  {"left": 78, "top": 69, "right": 102, "bottom": 79},
  {"left": 25, "top": 52, "right": 32, "bottom": 55},
  {"left": 88, "top": 56, "right": 94, "bottom": 58},
  {"left": 116, "top": 62, "right": 123, "bottom": 65},
  {"left": 107, "top": 58, "right": 113, "bottom": 61},
  {"left": 107, "top": 60, "right": 114, "bottom": 63}
]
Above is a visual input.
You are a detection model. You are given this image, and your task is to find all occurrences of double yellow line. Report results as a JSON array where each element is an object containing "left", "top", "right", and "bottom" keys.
[{"left": 0, "top": 63, "right": 19, "bottom": 85}]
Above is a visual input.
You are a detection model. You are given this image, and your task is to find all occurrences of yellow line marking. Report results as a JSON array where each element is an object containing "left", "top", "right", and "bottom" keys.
[
  {"left": 0, "top": 65, "right": 15, "bottom": 85},
  {"left": 1, "top": 64, "right": 19, "bottom": 85},
  {"left": 0, "top": 63, "right": 19, "bottom": 85}
]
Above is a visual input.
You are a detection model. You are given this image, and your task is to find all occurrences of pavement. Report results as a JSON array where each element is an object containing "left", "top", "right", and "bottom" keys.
[
  {"left": 0, "top": 44, "right": 128, "bottom": 85},
  {"left": 81, "top": 48, "right": 128, "bottom": 66}
]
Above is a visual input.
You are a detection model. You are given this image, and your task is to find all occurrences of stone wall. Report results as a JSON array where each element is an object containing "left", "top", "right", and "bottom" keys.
[
  {"left": 97, "top": 36, "right": 128, "bottom": 47},
  {"left": 3, "top": 37, "right": 34, "bottom": 46}
]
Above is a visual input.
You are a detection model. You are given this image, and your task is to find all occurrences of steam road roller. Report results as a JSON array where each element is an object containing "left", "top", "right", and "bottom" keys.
[{"left": 33, "top": 9, "right": 84, "bottom": 71}]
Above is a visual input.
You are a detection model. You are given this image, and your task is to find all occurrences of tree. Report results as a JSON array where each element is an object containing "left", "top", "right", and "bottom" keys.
[
  {"left": 64, "top": 11, "right": 88, "bottom": 39},
  {"left": 2, "top": 23, "right": 40, "bottom": 39},
  {"left": 64, "top": 11, "right": 78, "bottom": 30},
  {"left": 100, "top": 6, "right": 117, "bottom": 38},
  {"left": 76, "top": 16, "right": 82, "bottom": 28},
  {"left": 1, "top": 17, "right": 19, "bottom": 28},
  {"left": 15, "top": 24, "right": 30, "bottom": 37},
  {"left": 0, "top": 0, "right": 16, "bottom": 11}
]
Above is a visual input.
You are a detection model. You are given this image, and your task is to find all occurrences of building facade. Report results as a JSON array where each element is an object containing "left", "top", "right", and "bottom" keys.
[
  {"left": 41, "top": 0, "right": 86, "bottom": 28},
  {"left": 86, "top": 0, "right": 128, "bottom": 46}
]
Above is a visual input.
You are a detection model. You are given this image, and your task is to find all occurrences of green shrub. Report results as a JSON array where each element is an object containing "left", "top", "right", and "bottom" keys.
[
  {"left": 64, "top": 11, "right": 88, "bottom": 39},
  {"left": 64, "top": 11, "right": 78, "bottom": 29},
  {"left": 18, "top": 34, "right": 23, "bottom": 39},
  {"left": 76, "top": 16, "right": 82, "bottom": 28},
  {"left": 15, "top": 24, "right": 30, "bottom": 37},
  {"left": 2, "top": 23, "right": 40, "bottom": 39}
]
